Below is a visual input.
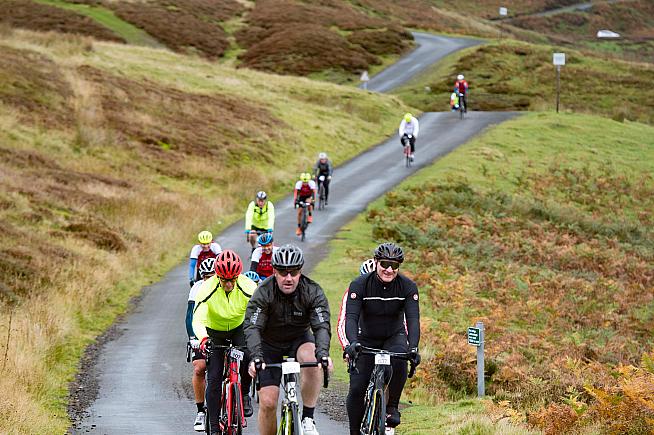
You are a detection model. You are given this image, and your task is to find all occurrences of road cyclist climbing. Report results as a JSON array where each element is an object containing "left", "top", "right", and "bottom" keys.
[
  {"left": 398, "top": 113, "right": 419, "bottom": 162},
  {"left": 192, "top": 250, "right": 258, "bottom": 434},
  {"left": 341, "top": 243, "right": 421, "bottom": 435},
  {"left": 313, "top": 152, "right": 333, "bottom": 208},
  {"left": 454, "top": 74, "right": 469, "bottom": 114},
  {"left": 245, "top": 191, "right": 275, "bottom": 251},
  {"left": 293, "top": 173, "right": 317, "bottom": 238},
  {"left": 189, "top": 231, "right": 222, "bottom": 287},
  {"left": 244, "top": 244, "right": 333, "bottom": 435},
  {"left": 249, "top": 232, "right": 279, "bottom": 280}
]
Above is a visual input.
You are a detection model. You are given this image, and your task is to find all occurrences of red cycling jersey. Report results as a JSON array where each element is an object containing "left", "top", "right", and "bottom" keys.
[{"left": 256, "top": 250, "right": 273, "bottom": 278}]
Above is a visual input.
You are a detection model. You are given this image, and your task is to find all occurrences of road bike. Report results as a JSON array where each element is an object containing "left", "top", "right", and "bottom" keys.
[
  {"left": 457, "top": 91, "right": 466, "bottom": 120},
  {"left": 347, "top": 345, "right": 416, "bottom": 435},
  {"left": 296, "top": 201, "right": 311, "bottom": 242},
  {"left": 255, "top": 358, "right": 329, "bottom": 435},
  {"left": 316, "top": 176, "right": 327, "bottom": 211},
  {"left": 401, "top": 134, "right": 413, "bottom": 168},
  {"left": 204, "top": 340, "right": 249, "bottom": 435}
]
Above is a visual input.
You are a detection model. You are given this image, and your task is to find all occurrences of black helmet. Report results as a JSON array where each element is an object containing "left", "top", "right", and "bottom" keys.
[
  {"left": 373, "top": 243, "right": 404, "bottom": 263},
  {"left": 198, "top": 258, "right": 216, "bottom": 277},
  {"left": 272, "top": 244, "right": 304, "bottom": 269}
]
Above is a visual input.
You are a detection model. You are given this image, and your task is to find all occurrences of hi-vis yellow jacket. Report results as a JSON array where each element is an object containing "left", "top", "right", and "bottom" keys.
[{"left": 192, "top": 274, "right": 257, "bottom": 339}]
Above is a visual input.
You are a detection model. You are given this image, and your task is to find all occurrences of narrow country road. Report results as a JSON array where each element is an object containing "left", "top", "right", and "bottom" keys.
[{"left": 72, "top": 33, "right": 515, "bottom": 434}]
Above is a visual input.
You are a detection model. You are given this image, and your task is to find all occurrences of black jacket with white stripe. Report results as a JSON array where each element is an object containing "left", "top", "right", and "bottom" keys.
[{"left": 344, "top": 272, "right": 420, "bottom": 349}]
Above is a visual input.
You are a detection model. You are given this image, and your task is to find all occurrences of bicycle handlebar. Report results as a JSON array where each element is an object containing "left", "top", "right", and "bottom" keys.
[
  {"left": 254, "top": 358, "right": 329, "bottom": 388},
  {"left": 347, "top": 345, "right": 417, "bottom": 379}
]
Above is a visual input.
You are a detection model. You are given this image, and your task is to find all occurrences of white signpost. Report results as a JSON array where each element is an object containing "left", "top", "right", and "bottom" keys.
[
  {"left": 498, "top": 7, "right": 508, "bottom": 39},
  {"left": 553, "top": 53, "right": 565, "bottom": 113},
  {"left": 360, "top": 71, "right": 369, "bottom": 90}
]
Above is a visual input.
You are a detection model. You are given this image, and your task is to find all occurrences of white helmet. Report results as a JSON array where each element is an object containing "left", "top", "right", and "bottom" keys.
[
  {"left": 457, "top": 74, "right": 464, "bottom": 80},
  {"left": 318, "top": 152, "right": 327, "bottom": 160},
  {"left": 359, "top": 258, "right": 376, "bottom": 275}
]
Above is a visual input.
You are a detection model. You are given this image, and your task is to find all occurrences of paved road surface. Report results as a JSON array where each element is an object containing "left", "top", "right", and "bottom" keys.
[{"left": 74, "top": 33, "right": 516, "bottom": 435}]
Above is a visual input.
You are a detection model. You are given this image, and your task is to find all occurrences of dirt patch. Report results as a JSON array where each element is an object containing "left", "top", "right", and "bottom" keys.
[
  {"left": 1, "top": 0, "right": 124, "bottom": 42},
  {"left": 64, "top": 220, "right": 127, "bottom": 252},
  {"left": 0, "top": 45, "right": 75, "bottom": 128}
]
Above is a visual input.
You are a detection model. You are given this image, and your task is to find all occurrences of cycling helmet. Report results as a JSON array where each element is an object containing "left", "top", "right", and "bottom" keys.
[
  {"left": 214, "top": 249, "right": 243, "bottom": 279},
  {"left": 359, "top": 258, "right": 376, "bottom": 275},
  {"left": 300, "top": 173, "right": 311, "bottom": 183},
  {"left": 256, "top": 191, "right": 267, "bottom": 200},
  {"left": 257, "top": 232, "right": 273, "bottom": 246},
  {"left": 457, "top": 74, "right": 464, "bottom": 80},
  {"left": 272, "top": 244, "right": 304, "bottom": 269},
  {"left": 373, "top": 242, "right": 404, "bottom": 263},
  {"left": 318, "top": 152, "right": 327, "bottom": 160},
  {"left": 404, "top": 113, "right": 412, "bottom": 122},
  {"left": 198, "top": 230, "right": 213, "bottom": 244},
  {"left": 244, "top": 270, "right": 261, "bottom": 283},
  {"left": 198, "top": 258, "right": 216, "bottom": 277}
]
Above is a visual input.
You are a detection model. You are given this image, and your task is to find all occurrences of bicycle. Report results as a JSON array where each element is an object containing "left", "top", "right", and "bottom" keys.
[
  {"left": 204, "top": 339, "right": 249, "bottom": 435},
  {"left": 347, "top": 345, "right": 416, "bottom": 435},
  {"left": 255, "top": 358, "right": 329, "bottom": 435},
  {"left": 401, "top": 134, "right": 413, "bottom": 168},
  {"left": 296, "top": 201, "right": 311, "bottom": 242},
  {"left": 316, "top": 176, "right": 326, "bottom": 211},
  {"left": 457, "top": 91, "right": 466, "bottom": 120}
]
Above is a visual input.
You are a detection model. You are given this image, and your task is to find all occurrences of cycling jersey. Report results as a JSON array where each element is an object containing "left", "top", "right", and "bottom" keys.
[
  {"left": 188, "top": 242, "right": 222, "bottom": 281},
  {"left": 250, "top": 245, "right": 279, "bottom": 278},
  {"left": 192, "top": 274, "right": 257, "bottom": 338},
  {"left": 244, "top": 200, "right": 275, "bottom": 232},
  {"left": 244, "top": 275, "right": 331, "bottom": 361},
  {"left": 344, "top": 272, "right": 420, "bottom": 349},
  {"left": 455, "top": 79, "right": 468, "bottom": 94},
  {"left": 313, "top": 159, "right": 333, "bottom": 177},
  {"left": 294, "top": 180, "right": 316, "bottom": 200},
  {"left": 398, "top": 117, "right": 420, "bottom": 138}
]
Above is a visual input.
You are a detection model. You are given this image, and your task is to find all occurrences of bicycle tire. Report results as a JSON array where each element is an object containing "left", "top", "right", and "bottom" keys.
[
  {"left": 318, "top": 184, "right": 325, "bottom": 210},
  {"left": 277, "top": 405, "right": 291, "bottom": 435},
  {"left": 300, "top": 207, "right": 307, "bottom": 242},
  {"left": 290, "top": 402, "right": 301, "bottom": 435},
  {"left": 374, "top": 389, "right": 385, "bottom": 435},
  {"left": 230, "top": 383, "right": 242, "bottom": 435}
]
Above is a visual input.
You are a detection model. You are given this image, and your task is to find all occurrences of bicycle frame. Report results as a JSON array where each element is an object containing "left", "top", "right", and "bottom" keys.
[
  {"left": 205, "top": 342, "right": 247, "bottom": 435},
  {"left": 297, "top": 201, "right": 310, "bottom": 242},
  {"left": 316, "top": 176, "right": 326, "bottom": 210}
]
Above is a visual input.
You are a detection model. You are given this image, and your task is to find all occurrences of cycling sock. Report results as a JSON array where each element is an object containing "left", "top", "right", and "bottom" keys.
[
  {"left": 302, "top": 406, "right": 315, "bottom": 420},
  {"left": 196, "top": 402, "right": 204, "bottom": 413}
]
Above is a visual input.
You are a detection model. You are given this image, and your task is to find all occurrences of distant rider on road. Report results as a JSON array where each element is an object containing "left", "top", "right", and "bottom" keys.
[
  {"left": 245, "top": 191, "right": 275, "bottom": 251},
  {"left": 293, "top": 173, "right": 317, "bottom": 236},
  {"left": 398, "top": 113, "right": 420, "bottom": 161},
  {"left": 313, "top": 152, "right": 333, "bottom": 205}
]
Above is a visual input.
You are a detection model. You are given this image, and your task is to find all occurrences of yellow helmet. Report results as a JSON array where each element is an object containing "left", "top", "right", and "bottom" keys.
[
  {"left": 198, "top": 230, "right": 213, "bottom": 244},
  {"left": 404, "top": 113, "right": 412, "bottom": 122},
  {"left": 300, "top": 172, "right": 311, "bottom": 182}
]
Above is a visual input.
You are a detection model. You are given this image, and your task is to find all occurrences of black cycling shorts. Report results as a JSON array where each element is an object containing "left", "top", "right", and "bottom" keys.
[
  {"left": 257, "top": 331, "right": 315, "bottom": 388},
  {"left": 191, "top": 347, "right": 205, "bottom": 362}
]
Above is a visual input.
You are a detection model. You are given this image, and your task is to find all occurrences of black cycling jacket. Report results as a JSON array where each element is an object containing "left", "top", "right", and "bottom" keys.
[
  {"left": 244, "top": 275, "right": 331, "bottom": 360},
  {"left": 345, "top": 272, "right": 420, "bottom": 349}
]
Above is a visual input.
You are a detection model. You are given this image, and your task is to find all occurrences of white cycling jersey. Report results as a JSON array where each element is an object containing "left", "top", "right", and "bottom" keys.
[
  {"left": 188, "top": 279, "right": 205, "bottom": 302},
  {"left": 398, "top": 117, "right": 420, "bottom": 138},
  {"left": 189, "top": 242, "right": 222, "bottom": 259},
  {"left": 294, "top": 180, "right": 317, "bottom": 191}
]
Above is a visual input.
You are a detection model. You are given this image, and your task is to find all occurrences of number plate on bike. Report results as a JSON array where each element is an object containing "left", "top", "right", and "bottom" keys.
[
  {"left": 281, "top": 361, "right": 301, "bottom": 375},
  {"left": 375, "top": 354, "right": 391, "bottom": 365},
  {"left": 229, "top": 348, "right": 244, "bottom": 361}
]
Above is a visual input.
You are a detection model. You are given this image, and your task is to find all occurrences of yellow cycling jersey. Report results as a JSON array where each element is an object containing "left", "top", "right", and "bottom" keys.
[
  {"left": 192, "top": 274, "right": 257, "bottom": 339},
  {"left": 244, "top": 200, "right": 275, "bottom": 231}
]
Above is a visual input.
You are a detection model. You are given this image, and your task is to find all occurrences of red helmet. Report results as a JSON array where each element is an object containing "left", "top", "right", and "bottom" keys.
[{"left": 214, "top": 250, "right": 242, "bottom": 279}]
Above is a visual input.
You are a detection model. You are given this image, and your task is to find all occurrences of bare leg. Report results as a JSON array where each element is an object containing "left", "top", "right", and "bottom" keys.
[
  {"left": 258, "top": 385, "right": 280, "bottom": 435},
  {"left": 297, "top": 342, "right": 320, "bottom": 407},
  {"left": 192, "top": 359, "right": 206, "bottom": 404}
]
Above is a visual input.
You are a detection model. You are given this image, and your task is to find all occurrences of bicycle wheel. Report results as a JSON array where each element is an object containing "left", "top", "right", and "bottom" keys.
[
  {"left": 374, "top": 389, "right": 385, "bottom": 435},
  {"left": 290, "top": 402, "right": 301, "bottom": 435},
  {"left": 230, "top": 383, "right": 242, "bottom": 435},
  {"left": 300, "top": 208, "right": 307, "bottom": 242},
  {"left": 317, "top": 184, "right": 325, "bottom": 210},
  {"left": 277, "top": 405, "right": 292, "bottom": 435},
  {"left": 360, "top": 387, "right": 375, "bottom": 435}
]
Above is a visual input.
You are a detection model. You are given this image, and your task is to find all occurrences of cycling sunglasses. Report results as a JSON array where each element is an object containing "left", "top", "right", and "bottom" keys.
[
  {"left": 378, "top": 260, "right": 400, "bottom": 271},
  {"left": 275, "top": 268, "right": 302, "bottom": 277},
  {"left": 219, "top": 276, "right": 238, "bottom": 283}
]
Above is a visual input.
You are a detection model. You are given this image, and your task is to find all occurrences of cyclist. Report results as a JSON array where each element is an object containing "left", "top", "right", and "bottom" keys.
[
  {"left": 244, "top": 270, "right": 261, "bottom": 284},
  {"left": 336, "top": 258, "right": 376, "bottom": 352},
  {"left": 245, "top": 244, "right": 333, "bottom": 435},
  {"left": 293, "top": 173, "right": 317, "bottom": 237},
  {"left": 192, "top": 250, "right": 258, "bottom": 432},
  {"left": 313, "top": 152, "right": 333, "bottom": 206},
  {"left": 250, "top": 232, "right": 279, "bottom": 280},
  {"left": 450, "top": 91, "right": 460, "bottom": 111},
  {"left": 398, "top": 113, "right": 419, "bottom": 161},
  {"left": 342, "top": 243, "right": 421, "bottom": 435},
  {"left": 245, "top": 191, "right": 275, "bottom": 251},
  {"left": 189, "top": 231, "right": 222, "bottom": 287},
  {"left": 186, "top": 257, "right": 216, "bottom": 431},
  {"left": 454, "top": 74, "right": 468, "bottom": 112}
]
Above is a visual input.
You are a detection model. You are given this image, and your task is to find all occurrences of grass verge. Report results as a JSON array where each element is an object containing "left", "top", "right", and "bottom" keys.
[{"left": 311, "top": 111, "right": 654, "bottom": 433}]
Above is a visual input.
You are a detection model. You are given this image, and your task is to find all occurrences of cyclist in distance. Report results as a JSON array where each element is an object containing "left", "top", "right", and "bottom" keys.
[
  {"left": 293, "top": 173, "right": 317, "bottom": 237},
  {"left": 342, "top": 243, "right": 421, "bottom": 435},
  {"left": 192, "top": 250, "right": 258, "bottom": 432},
  {"left": 186, "top": 257, "right": 217, "bottom": 431},
  {"left": 189, "top": 231, "right": 222, "bottom": 287},
  {"left": 313, "top": 152, "right": 333, "bottom": 206},
  {"left": 454, "top": 74, "right": 468, "bottom": 112},
  {"left": 250, "top": 232, "right": 278, "bottom": 280},
  {"left": 245, "top": 191, "right": 275, "bottom": 251},
  {"left": 398, "top": 113, "right": 419, "bottom": 161},
  {"left": 245, "top": 244, "right": 333, "bottom": 435}
]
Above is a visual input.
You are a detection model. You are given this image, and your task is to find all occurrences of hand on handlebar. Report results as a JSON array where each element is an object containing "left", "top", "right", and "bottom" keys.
[
  {"left": 248, "top": 358, "right": 266, "bottom": 378},
  {"left": 320, "top": 356, "right": 334, "bottom": 374},
  {"left": 199, "top": 337, "right": 210, "bottom": 355},
  {"left": 344, "top": 342, "right": 361, "bottom": 360},
  {"left": 409, "top": 347, "right": 421, "bottom": 367}
]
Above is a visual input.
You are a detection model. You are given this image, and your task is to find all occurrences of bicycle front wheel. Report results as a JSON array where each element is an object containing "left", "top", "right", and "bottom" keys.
[
  {"left": 290, "top": 402, "right": 301, "bottom": 435},
  {"left": 301, "top": 209, "right": 307, "bottom": 242},
  {"left": 277, "top": 405, "right": 292, "bottom": 435}
]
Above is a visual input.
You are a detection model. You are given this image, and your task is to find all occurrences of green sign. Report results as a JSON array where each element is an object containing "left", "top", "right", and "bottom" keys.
[{"left": 467, "top": 327, "right": 481, "bottom": 346}]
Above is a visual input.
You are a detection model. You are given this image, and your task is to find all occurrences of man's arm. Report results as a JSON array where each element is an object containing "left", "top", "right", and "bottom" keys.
[
  {"left": 267, "top": 202, "right": 275, "bottom": 231},
  {"left": 309, "top": 286, "right": 331, "bottom": 359},
  {"left": 192, "top": 281, "right": 213, "bottom": 340},
  {"left": 244, "top": 287, "right": 269, "bottom": 361},
  {"left": 327, "top": 161, "right": 333, "bottom": 176},
  {"left": 244, "top": 201, "right": 254, "bottom": 231},
  {"left": 344, "top": 281, "right": 364, "bottom": 345},
  {"left": 404, "top": 281, "right": 421, "bottom": 349},
  {"left": 413, "top": 119, "right": 420, "bottom": 138},
  {"left": 398, "top": 120, "right": 406, "bottom": 137}
]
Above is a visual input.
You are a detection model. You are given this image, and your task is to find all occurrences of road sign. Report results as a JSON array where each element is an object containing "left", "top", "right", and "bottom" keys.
[
  {"left": 553, "top": 52, "right": 566, "bottom": 66},
  {"left": 499, "top": 7, "right": 507, "bottom": 16},
  {"left": 467, "top": 327, "right": 481, "bottom": 346},
  {"left": 597, "top": 30, "right": 620, "bottom": 39}
]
